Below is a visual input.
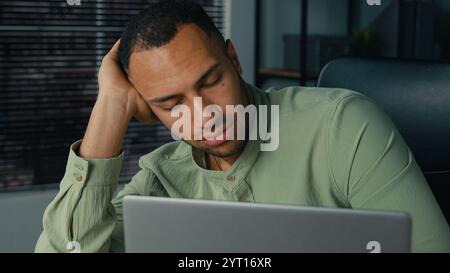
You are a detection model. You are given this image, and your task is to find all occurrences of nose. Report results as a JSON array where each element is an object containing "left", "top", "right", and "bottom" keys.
[{"left": 191, "top": 96, "right": 224, "bottom": 140}]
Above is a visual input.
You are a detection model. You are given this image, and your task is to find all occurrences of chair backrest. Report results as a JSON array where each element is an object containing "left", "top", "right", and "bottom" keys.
[{"left": 317, "top": 57, "right": 450, "bottom": 222}]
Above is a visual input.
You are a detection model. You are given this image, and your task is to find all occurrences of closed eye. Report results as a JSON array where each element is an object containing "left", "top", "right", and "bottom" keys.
[
  {"left": 162, "top": 103, "right": 181, "bottom": 111},
  {"left": 160, "top": 98, "right": 184, "bottom": 111},
  {"left": 203, "top": 74, "right": 222, "bottom": 88}
]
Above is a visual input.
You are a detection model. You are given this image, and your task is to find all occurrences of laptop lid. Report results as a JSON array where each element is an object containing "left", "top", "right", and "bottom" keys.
[{"left": 123, "top": 195, "right": 411, "bottom": 253}]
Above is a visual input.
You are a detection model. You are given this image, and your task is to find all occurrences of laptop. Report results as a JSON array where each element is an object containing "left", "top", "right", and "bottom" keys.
[{"left": 123, "top": 195, "right": 411, "bottom": 253}]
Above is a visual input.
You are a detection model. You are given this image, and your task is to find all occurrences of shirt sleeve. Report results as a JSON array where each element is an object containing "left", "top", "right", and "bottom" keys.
[
  {"left": 34, "top": 139, "right": 160, "bottom": 253},
  {"left": 328, "top": 93, "right": 450, "bottom": 253}
]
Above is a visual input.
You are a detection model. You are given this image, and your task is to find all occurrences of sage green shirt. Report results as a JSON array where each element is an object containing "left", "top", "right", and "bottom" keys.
[{"left": 35, "top": 83, "right": 450, "bottom": 253}]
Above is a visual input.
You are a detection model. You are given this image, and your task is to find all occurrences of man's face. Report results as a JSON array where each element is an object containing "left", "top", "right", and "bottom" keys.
[{"left": 128, "top": 24, "right": 248, "bottom": 157}]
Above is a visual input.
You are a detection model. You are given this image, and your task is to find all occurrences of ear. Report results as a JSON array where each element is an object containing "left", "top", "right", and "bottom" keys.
[{"left": 225, "top": 39, "right": 243, "bottom": 76}]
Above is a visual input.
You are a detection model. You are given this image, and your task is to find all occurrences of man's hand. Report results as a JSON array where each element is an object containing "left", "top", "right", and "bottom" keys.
[
  {"left": 97, "top": 40, "right": 155, "bottom": 124},
  {"left": 79, "top": 40, "right": 156, "bottom": 158}
]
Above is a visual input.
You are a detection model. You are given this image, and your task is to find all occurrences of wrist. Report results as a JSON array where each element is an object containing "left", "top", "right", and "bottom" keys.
[{"left": 96, "top": 90, "right": 136, "bottom": 120}]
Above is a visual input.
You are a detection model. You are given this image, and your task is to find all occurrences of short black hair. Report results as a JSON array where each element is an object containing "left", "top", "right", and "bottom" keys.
[{"left": 118, "top": 0, "right": 226, "bottom": 74}]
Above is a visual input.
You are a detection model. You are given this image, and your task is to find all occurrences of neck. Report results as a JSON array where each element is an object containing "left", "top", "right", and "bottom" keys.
[{"left": 206, "top": 152, "right": 241, "bottom": 172}]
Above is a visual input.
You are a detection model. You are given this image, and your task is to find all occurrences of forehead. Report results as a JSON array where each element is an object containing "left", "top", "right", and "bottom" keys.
[{"left": 128, "top": 24, "right": 223, "bottom": 95}]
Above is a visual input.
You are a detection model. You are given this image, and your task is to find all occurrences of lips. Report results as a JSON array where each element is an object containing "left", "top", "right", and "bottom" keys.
[
  {"left": 200, "top": 138, "right": 227, "bottom": 147},
  {"left": 200, "top": 125, "right": 230, "bottom": 147}
]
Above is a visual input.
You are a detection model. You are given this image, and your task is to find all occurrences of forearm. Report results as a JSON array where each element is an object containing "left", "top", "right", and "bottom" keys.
[
  {"left": 79, "top": 94, "right": 134, "bottom": 159},
  {"left": 35, "top": 140, "right": 123, "bottom": 253}
]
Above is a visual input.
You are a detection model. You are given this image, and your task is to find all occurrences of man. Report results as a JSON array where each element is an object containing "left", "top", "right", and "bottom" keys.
[{"left": 35, "top": 0, "right": 449, "bottom": 252}]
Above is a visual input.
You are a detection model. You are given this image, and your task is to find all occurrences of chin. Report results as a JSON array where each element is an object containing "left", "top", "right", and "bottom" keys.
[{"left": 191, "top": 139, "right": 245, "bottom": 158}]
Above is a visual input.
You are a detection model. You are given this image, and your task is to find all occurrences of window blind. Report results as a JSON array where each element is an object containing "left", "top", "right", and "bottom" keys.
[{"left": 0, "top": 0, "right": 225, "bottom": 191}]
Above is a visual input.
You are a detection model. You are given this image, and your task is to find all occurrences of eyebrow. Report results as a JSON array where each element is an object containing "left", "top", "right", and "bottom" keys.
[{"left": 146, "top": 62, "right": 221, "bottom": 104}]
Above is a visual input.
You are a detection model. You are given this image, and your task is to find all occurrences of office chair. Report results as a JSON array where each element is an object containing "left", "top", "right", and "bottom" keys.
[{"left": 317, "top": 57, "right": 450, "bottom": 223}]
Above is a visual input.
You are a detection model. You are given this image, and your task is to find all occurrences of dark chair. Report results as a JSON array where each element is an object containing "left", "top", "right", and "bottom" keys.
[{"left": 317, "top": 57, "right": 450, "bottom": 223}]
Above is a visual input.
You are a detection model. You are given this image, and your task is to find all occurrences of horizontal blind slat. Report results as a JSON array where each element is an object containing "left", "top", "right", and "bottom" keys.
[{"left": 0, "top": 0, "right": 224, "bottom": 191}]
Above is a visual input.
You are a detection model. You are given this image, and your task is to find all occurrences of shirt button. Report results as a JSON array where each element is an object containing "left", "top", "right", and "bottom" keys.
[
  {"left": 73, "top": 173, "right": 83, "bottom": 183},
  {"left": 226, "top": 175, "right": 236, "bottom": 184}
]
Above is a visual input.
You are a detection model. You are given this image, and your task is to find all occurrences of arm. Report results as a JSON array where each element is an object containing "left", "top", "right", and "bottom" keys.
[
  {"left": 34, "top": 143, "right": 158, "bottom": 253},
  {"left": 35, "top": 40, "right": 156, "bottom": 252},
  {"left": 35, "top": 140, "right": 123, "bottom": 252},
  {"left": 328, "top": 93, "right": 450, "bottom": 253}
]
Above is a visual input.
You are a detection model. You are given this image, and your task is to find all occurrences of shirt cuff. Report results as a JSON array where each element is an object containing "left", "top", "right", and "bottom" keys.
[{"left": 64, "top": 139, "right": 124, "bottom": 188}]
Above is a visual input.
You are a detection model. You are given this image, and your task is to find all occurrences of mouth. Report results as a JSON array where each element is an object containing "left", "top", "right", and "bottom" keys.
[{"left": 200, "top": 124, "right": 231, "bottom": 147}]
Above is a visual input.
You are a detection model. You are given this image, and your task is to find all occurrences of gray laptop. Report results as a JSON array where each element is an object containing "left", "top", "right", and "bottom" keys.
[{"left": 123, "top": 195, "right": 411, "bottom": 253}]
